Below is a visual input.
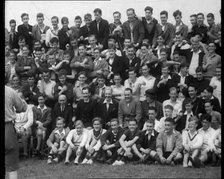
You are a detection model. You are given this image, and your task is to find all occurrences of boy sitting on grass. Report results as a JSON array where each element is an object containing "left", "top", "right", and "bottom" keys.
[
  {"left": 46, "top": 117, "right": 70, "bottom": 164},
  {"left": 81, "top": 117, "right": 107, "bottom": 164},
  {"left": 112, "top": 118, "right": 141, "bottom": 165},
  {"left": 65, "top": 120, "right": 88, "bottom": 165}
]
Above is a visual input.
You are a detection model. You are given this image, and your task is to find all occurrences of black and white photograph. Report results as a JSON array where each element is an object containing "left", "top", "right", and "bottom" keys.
[{"left": 5, "top": 0, "right": 221, "bottom": 178}]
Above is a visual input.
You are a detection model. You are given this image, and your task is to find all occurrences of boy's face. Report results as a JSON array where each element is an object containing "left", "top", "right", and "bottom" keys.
[
  {"left": 94, "top": 12, "right": 101, "bottom": 21},
  {"left": 169, "top": 90, "right": 177, "bottom": 101},
  {"left": 196, "top": 72, "right": 203, "bottom": 81},
  {"left": 38, "top": 96, "right": 45, "bottom": 106},
  {"left": 161, "top": 67, "right": 169, "bottom": 76},
  {"left": 89, "top": 36, "right": 96, "bottom": 45},
  {"left": 51, "top": 18, "right": 58, "bottom": 28},
  {"left": 160, "top": 52, "right": 167, "bottom": 61},
  {"left": 207, "top": 17, "right": 214, "bottom": 26},
  {"left": 145, "top": 10, "right": 152, "bottom": 20},
  {"left": 113, "top": 75, "right": 121, "bottom": 85},
  {"left": 59, "top": 75, "right": 66, "bottom": 84},
  {"left": 35, "top": 51, "right": 42, "bottom": 59},
  {"left": 157, "top": 36, "right": 164, "bottom": 45},
  {"left": 205, "top": 102, "right": 213, "bottom": 113},
  {"left": 108, "top": 49, "right": 116, "bottom": 58},
  {"left": 141, "top": 46, "right": 148, "bottom": 54},
  {"left": 113, "top": 13, "right": 121, "bottom": 22},
  {"left": 97, "top": 78, "right": 105, "bottom": 87},
  {"left": 124, "top": 39, "right": 131, "bottom": 47},
  {"left": 188, "top": 120, "right": 197, "bottom": 131},
  {"left": 51, "top": 42, "right": 58, "bottom": 49},
  {"left": 190, "top": 16, "right": 197, "bottom": 26},
  {"left": 9, "top": 53, "right": 16, "bottom": 63},
  {"left": 82, "top": 89, "right": 90, "bottom": 100},
  {"left": 105, "top": 89, "right": 112, "bottom": 101},
  {"left": 185, "top": 103, "right": 193, "bottom": 112},
  {"left": 202, "top": 120, "right": 210, "bottom": 130},
  {"left": 108, "top": 40, "right": 115, "bottom": 49},
  {"left": 164, "top": 109, "right": 172, "bottom": 118},
  {"left": 146, "top": 122, "right": 154, "bottom": 134},
  {"left": 124, "top": 90, "right": 132, "bottom": 102},
  {"left": 165, "top": 121, "right": 173, "bottom": 133},
  {"left": 174, "top": 15, "right": 182, "bottom": 24},
  {"left": 93, "top": 50, "right": 100, "bottom": 58},
  {"left": 75, "top": 19, "right": 82, "bottom": 28},
  {"left": 142, "top": 65, "right": 149, "bottom": 76},
  {"left": 22, "top": 15, "right": 29, "bottom": 24},
  {"left": 160, "top": 14, "right": 168, "bottom": 24},
  {"left": 18, "top": 39, "right": 26, "bottom": 48},
  {"left": 84, "top": 18, "right": 92, "bottom": 26},
  {"left": 12, "top": 76, "right": 19, "bottom": 86},
  {"left": 78, "top": 74, "right": 86, "bottom": 83},
  {"left": 128, "top": 71, "right": 136, "bottom": 80},
  {"left": 203, "top": 90, "right": 211, "bottom": 99},
  {"left": 216, "top": 68, "right": 221, "bottom": 78},
  {"left": 43, "top": 72, "right": 50, "bottom": 82},
  {"left": 93, "top": 120, "right": 101, "bottom": 131},
  {"left": 10, "top": 22, "right": 16, "bottom": 31},
  {"left": 62, "top": 21, "right": 69, "bottom": 28},
  {"left": 37, "top": 17, "right": 44, "bottom": 25},
  {"left": 71, "top": 39, "right": 78, "bottom": 47},
  {"left": 48, "top": 55, "right": 56, "bottom": 65},
  {"left": 127, "top": 10, "right": 135, "bottom": 21},
  {"left": 56, "top": 119, "right": 65, "bottom": 130},
  {"left": 127, "top": 47, "right": 135, "bottom": 58},
  {"left": 63, "top": 54, "right": 70, "bottom": 61},
  {"left": 128, "top": 121, "right": 137, "bottom": 132},
  {"left": 180, "top": 67, "right": 188, "bottom": 75},
  {"left": 28, "top": 77, "right": 35, "bottom": 86},
  {"left": 208, "top": 43, "right": 216, "bottom": 53},
  {"left": 78, "top": 46, "right": 85, "bottom": 55},
  {"left": 148, "top": 110, "right": 156, "bottom": 120},
  {"left": 22, "top": 47, "right": 29, "bottom": 57},
  {"left": 76, "top": 125, "right": 83, "bottom": 135},
  {"left": 197, "top": 15, "right": 204, "bottom": 25},
  {"left": 111, "top": 121, "right": 119, "bottom": 131},
  {"left": 188, "top": 87, "right": 197, "bottom": 99}
]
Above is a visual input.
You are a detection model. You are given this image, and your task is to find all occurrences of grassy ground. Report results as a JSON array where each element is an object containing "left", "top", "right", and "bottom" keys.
[{"left": 6, "top": 158, "right": 221, "bottom": 179}]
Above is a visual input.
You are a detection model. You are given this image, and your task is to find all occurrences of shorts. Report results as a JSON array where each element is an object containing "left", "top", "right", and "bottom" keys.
[
  {"left": 5, "top": 122, "right": 19, "bottom": 172},
  {"left": 163, "top": 151, "right": 172, "bottom": 159}
]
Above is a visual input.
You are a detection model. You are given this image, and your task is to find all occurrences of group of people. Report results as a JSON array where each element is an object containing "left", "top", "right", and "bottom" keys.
[{"left": 5, "top": 5, "right": 221, "bottom": 179}]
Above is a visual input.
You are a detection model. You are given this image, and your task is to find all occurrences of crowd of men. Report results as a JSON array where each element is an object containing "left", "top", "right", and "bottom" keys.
[{"left": 5, "top": 5, "right": 221, "bottom": 174}]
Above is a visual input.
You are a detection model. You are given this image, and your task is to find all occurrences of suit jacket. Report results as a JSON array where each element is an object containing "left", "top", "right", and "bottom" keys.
[
  {"left": 123, "top": 56, "right": 141, "bottom": 79},
  {"left": 123, "top": 18, "right": 145, "bottom": 45},
  {"left": 52, "top": 103, "right": 73, "bottom": 129},
  {"left": 96, "top": 98, "right": 119, "bottom": 126},
  {"left": 175, "top": 114, "right": 191, "bottom": 133},
  {"left": 32, "top": 24, "right": 50, "bottom": 44},
  {"left": 58, "top": 27, "right": 70, "bottom": 50},
  {"left": 106, "top": 55, "right": 124, "bottom": 77},
  {"left": 53, "top": 82, "right": 73, "bottom": 104},
  {"left": 174, "top": 23, "right": 188, "bottom": 40},
  {"left": 17, "top": 24, "right": 33, "bottom": 51},
  {"left": 21, "top": 83, "right": 40, "bottom": 105},
  {"left": 154, "top": 22, "right": 175, "bottom": 47},
  {"left": 191, "top": 78, "right": 210, "bottom": 96},
  {"left": 191, "top": 24, "right": 208, "bottom": 43},
  {"left": 32, "top": 106, "right": 52, "bottom": 128},
  {"left": 171, "top": 73, "right": 193, "bottom": 88},
  {"left": 182, "top": 97, "right": 203, "bottom": 117},
  {"left": 80, "top": 25, "right": 91, "bottom": 39},
  {"left": 89, "top": 18, "right": 110, "bottom": 49},
  {"left": 156, "top": 130, "right": 183, "bottom": 157},
  {"left": 141, "top": 100, "right": 163, "bottom": 121},
  {"left": 137, "top": 129, "right": 159, "bottom": 151},
  {"left": 9, "top": 31, "right": 19, "bottom": 50}
]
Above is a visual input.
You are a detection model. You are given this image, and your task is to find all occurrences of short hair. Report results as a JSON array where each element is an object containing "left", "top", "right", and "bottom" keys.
[
  {"left": 164, "top": 104, "right": 174, "bottom": 111},
  {"left": 113, "top": 11, "right": 121, "bottom": 16},
  {"left": 21, "top": 13, "right": 28, "bottom": 19},
  {"left": 105, "top": 86, "right": 113, "bottom": 94},
  {"left": 124, "top": 87, "right": 133, "bottom": 94},
  {"left": 197, "top": 13, "right": 204, "bottom": 18},
  {"left": 204, "top": 86, "right": 213, "bottom": 94},
  {"left": 148, "top": 106, "right": 157, "bottom": 113},
  {"left": 92, "top": 117, "right": 102, "bottom": 124},
  {"left": 128, "top": 118, "right": 137, "bottom": 124},
  {"left": 61, "top": 16, "right": 69, "bottom": 24},
  {"left": 169, "top": 87, "right": 177, "bottom": 93},
  {"left": 188, "top": 84, "right": 197, "bottom": 91},
  {"left": 56, "top": 116, "right": 65, "bottom": 123},
  {"left": 128, "top": 67, "right": 137, "bottom": 74},
  {"left": 190, "top": 14, "right": 197, "bottom": 18},
  {"left": 184, "top": 98, "right": 193, "bottom": 105},
  {"left": 34, "top": 47, "right": 42, "bottom": 52},
  {"left": 75, "top": 120, "right": 84, "bottom": 128},
  {"left": 94, "top": 8, "right": 102, "bottom": 15},
  {"left": 42, "top": 68, "right": 50, "bottom": 74},
  {"left": 110, "top": 118, "right": 119, "bottom": 124},
  {"left": 97, "top": 74, "right": 106, "bottom": 81},
  {"left": 82, "top": 86, "right": 90, "bottom": 93},
  {"left": 37, "top": 93, "right": 46, "bottom": 99},
  {"left": 165, "top": 117, "right": 175, "bottom": 124},
  {"left": 145, "top": 119, "right": 155, "bottom": 125},
  {"left": 173, "top": 10, "right": 182, "bottom": 17},
  {"left": 141, "top": 43, "right": 149, "bottom": 48},
  {"left": 58, "top": 69, "right": 67, "bottom": 77},
  {"left": 188, "top": 115, "right": 199, "bottom": 124},
  {"left": 75, "top": 15, "right": 82, "bottom": 21},
  {"left": 201, "top": 114, "right": 212, "bottom": 123},
  {"left": 204, "top": 99, "right": 213, "bottom": 106},
  {"left": 78, "top": 71, "right": 87, "bottom": 77},
  {"left": 179, "top": 62, "right": 188, "bottom": 68},
  {"left": 195, "top": 66, "right": 203, "bottom": 73},
  {"left": 175, "top": 31, "right": 183, "bottom": 36},
  {"left": 50, "top": 37, "right": 59, "bottom": 44},
  {"left": 18, "top": 35, "right": 25, "bottom": 41},
  {"left": 160, "top": 48, "right": 167, "bottom": 54},
  {"left": 84, "top": 13, "right": 92, "bottom": 20},
  {"left": 144, "top": 6, "right": 153, "bottom": 13},
  {"left": 190, "top": 36, "right": 200, "bottom": 43},
  {"left": 127, "top": 44, "right": 135, "bottom": 50},
  {"left": 27, "top": 72, "right": 35, "bottom": 78},
  {"left": 207, "top": 13, "right": 214, "bottom": 19},
  {"left": 9, "top": 19, "right": 16, "bottom": 24},
  {"left": 51, "top": 16, "right": 59, "bottom": 22},
  {"left": 126, "top": 8, "right": 135, "bottom": 14},
  {"left": 160, "top": 10, "right": 168, "bottom": 17},
  {"left": 36, "top": 13, "right": 44, "bottom": 18}
]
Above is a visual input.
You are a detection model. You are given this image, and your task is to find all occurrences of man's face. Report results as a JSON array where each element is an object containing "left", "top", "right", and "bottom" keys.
[
  {"left": 202, "top": 120, "right": 210, "bottom": 130},
  {"left": 188, "top": 86, "right": 196, "bottom": 99},
  {"left": 205, "top": 102, "right": 213, "bottom": 113},
  {"left": 190, "top": 16, "right": 197, "bottom": 26},
  {"left": 28, "top": 77, "right": 35, "bottom": 86},
  {"left": 161, "top": 67, "right": 169, "bottom": 76},
  {"left": 105, "top": 89, "right": 112, "bottom": 101},
  {"left": 35, "top": 51, "right": 42, "bottom": 59},
  {"left": 59, "top": 75, "right": 66, "bottom": 84},
  {"left": 108, "top": 49, "right": 116, "bottom": 58},
  {"left": 22, "top": 47, "right": 29, "bottom": 57},
  {"left": 146, "top": 122, "right": 154, "bottom": 134},
  {"left": 124, "top": 39, "right": 131, "bottom": 47},
  {"left": 141, "top": 46, "right": 148, "bottom": 55},
  {"left": 207, "top": 17, "right": 214, "bottom": 26},
  {"left": 164, "top": 109, "right": 172, "bottom": 118},
  {"left": 18, "top": 39, "right": 26, "bottom": 48},
  {"left": 197, "top": 15, "right": 204, "bottom": 25},
  {"left": 76, "top": 125, "right": 83, "bottom": 135},
  {"left": 128, "top": 71, "right": 136, "bottom": 80},
  {"left": 9, "top": 53, "right": 16, "bottom": 64},
  {"left": 37, "top": 17, "right": 44, "bottom": 25},
  {"left": 157, "top": 36, "right": 164, "bottom": 46},
  {"left": 165, "top": 121, "right": 173, "bottom": 133},
  {"left": 51, "top": 18, "right": 58, "bottom": 28},
  {"left": 180, "top": 66, "right": 188, "bottom": 76},
  {"left": 97, "top": 78, "right": 105, "bottom": 87},
  {"left": 82, "top": 89, "right": 90, "bottom": 100},
  {"left": 111, "top": 121, "right": 119, "bottom": 131},
  {"left": 89, "top": 37, "right": 96, "bottom": 45},
  {"left": 208, "top": 43, "right": 216, "bottom": 53},
  {"left": 38, "top": 96, "right": 45, "bottom": 106},
  {"left": 84, "top": 18, "right": 92, "bottom": 26},
  {"left": 175, "top": 34, "right": 182, "bottom": 44},
  {"left": 142, "top": 65, "right": 149, "bottom": 76},
  {"left": 191, "top": 41, "right": 200, "bottom": 51},
  {"left": 127, "top": 47, "right": 135, "bottom": 57},
  {"left": 58, "top": 95, "right": 66, "bottom": 105},
  {"left": 56, "top": 119, "right": 65, "bottom": 130},
  {"left": 160, "top": 14, "right": 168, "bottom": 24},
  {"left": 124, "top": 90, "right": 132, "bottom": 102},
  {"left": 128, "top": 121, "right": 137, "bottom": 132},
  {"left": 127, "top": 10, "right": 135, "bottom": 21},
  {"left": 10, "top": 22, "right": 16, "bottom": 31},
  {"left": 71, "top": 39, "right": 78, "bottom": 47},
  {"left": 188, "top": 120, "right": 197, "bottom": 131},
  {"left": 94, "top": 12, "right": 101, "bottom": 21},
  {"left": 113, "top": 75, "right": 121, "bottom": 85},
  {"left": 62, "top": 21, "right": 69, "bottom": 28},
  {"left": 145, "top": 10, "right": 152, "bottom": 20},
  {"left": 169, "top": 90, "right": 177, "bottom": 101},
  {"left": 196, "top": 72, "right": 203, "bottom": 81},
  {"left": 185, "top": 103, "right": 193, "bottom": 113},
  {"left": 93, "top": 120, "right": 101, "bottom": 131},
  {"left": 148, "top": 110, "right": 156, "bottom": 120},
  {"left": 113, "top": 13, "right": 121, "bottom": 22},
  {"left": 175, "top": 15, "right": 182, "bottom": 24},
  {"left": 22, "top": 15, "right": 29, "bottom": 25},
  {"left": 75, "top": 19, "right": 82, "bottom": 28},
  {"left": 43, "top": 72, "right": 50, "bottom": 82}
]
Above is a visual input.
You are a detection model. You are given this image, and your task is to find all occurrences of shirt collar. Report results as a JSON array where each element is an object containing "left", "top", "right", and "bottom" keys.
[
  {"left": 191, "top": 49, "right": 201, "bottom": 53},
  {"left": 103, "top": 99, "right": 113, "bottom": 104},
  {"left": 55, "top": 128, "right": 65, "bottom": 136},
  {"left": 160, "top": 75, "right": 171, "bottom": 80},
  {"left": 145, "top": 130, "right": 155, "bottom": 136},
  {"left": 178, "top": 72, "right": 188, "bottom": 77},
  {"left": 184, "top": 111, "right": 194, "bottom": 115},
  {"left": 37, "top": 105, "right": 47, "bottom": 110}
]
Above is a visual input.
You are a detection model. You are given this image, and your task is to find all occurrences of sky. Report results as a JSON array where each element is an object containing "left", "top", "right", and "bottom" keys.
[{"left": 5, "top": 0, "right": 221, "bottom": 30}]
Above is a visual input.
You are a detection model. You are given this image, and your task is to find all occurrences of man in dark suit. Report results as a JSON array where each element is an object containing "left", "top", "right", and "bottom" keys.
[
  {"left": 173, "top": 10, "right": 188, "bottom": 40},
  {"left": 79, "top": 13, "right": 92, "bottom": 45},
  {"left": 17, "top": 13, "right": 33, "bottom": 51},
  {"left": 58, "top": 17, "right": 71, "bottom": 50},
  {"left": 89, "top": 8, "right": 110, "bottom": 50},
  {"left": 123, "top": 8, "right": 145, "bottom": 49},
  {"left": 154, "top": 10, "right": 175, "bottom": 49},
  {"left": 96, "top": 87, "right": 119, "bottom": 129},
  {"left": 9, "top": 19, "right": 19, "bottom": 52},
  {"left": 51, "top": 94, "right": 73, "bottom": 130}
]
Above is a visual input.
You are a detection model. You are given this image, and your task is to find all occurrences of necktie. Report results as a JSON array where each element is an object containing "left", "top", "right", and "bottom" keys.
[
  {"left": 106, "top": 102, "right": 110, "bottom": 111},
  {"left": 97, "top": 22, "right": 100, "bottom": 32},
  {"left": 130, "top": 22, "right": 134, "bottom": 43}
]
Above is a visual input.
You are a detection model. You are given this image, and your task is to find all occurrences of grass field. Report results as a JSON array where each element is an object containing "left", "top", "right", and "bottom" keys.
[{"left": 6, "top": 158, "right": 221, "bottom": 179}]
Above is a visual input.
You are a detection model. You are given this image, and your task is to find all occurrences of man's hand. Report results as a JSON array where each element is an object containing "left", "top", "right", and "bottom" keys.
[
  {"left": 103, "top": 144, "right": 110, "bottom": 150},
  {"left": 160, "top": 156, "right": 166, "bottom": 164},
  {"left": 51, "top": 145, "right": 58, "bottom": 153},
  {"left": 166, "top": 156, "right": 172, "bottom": 164}
]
